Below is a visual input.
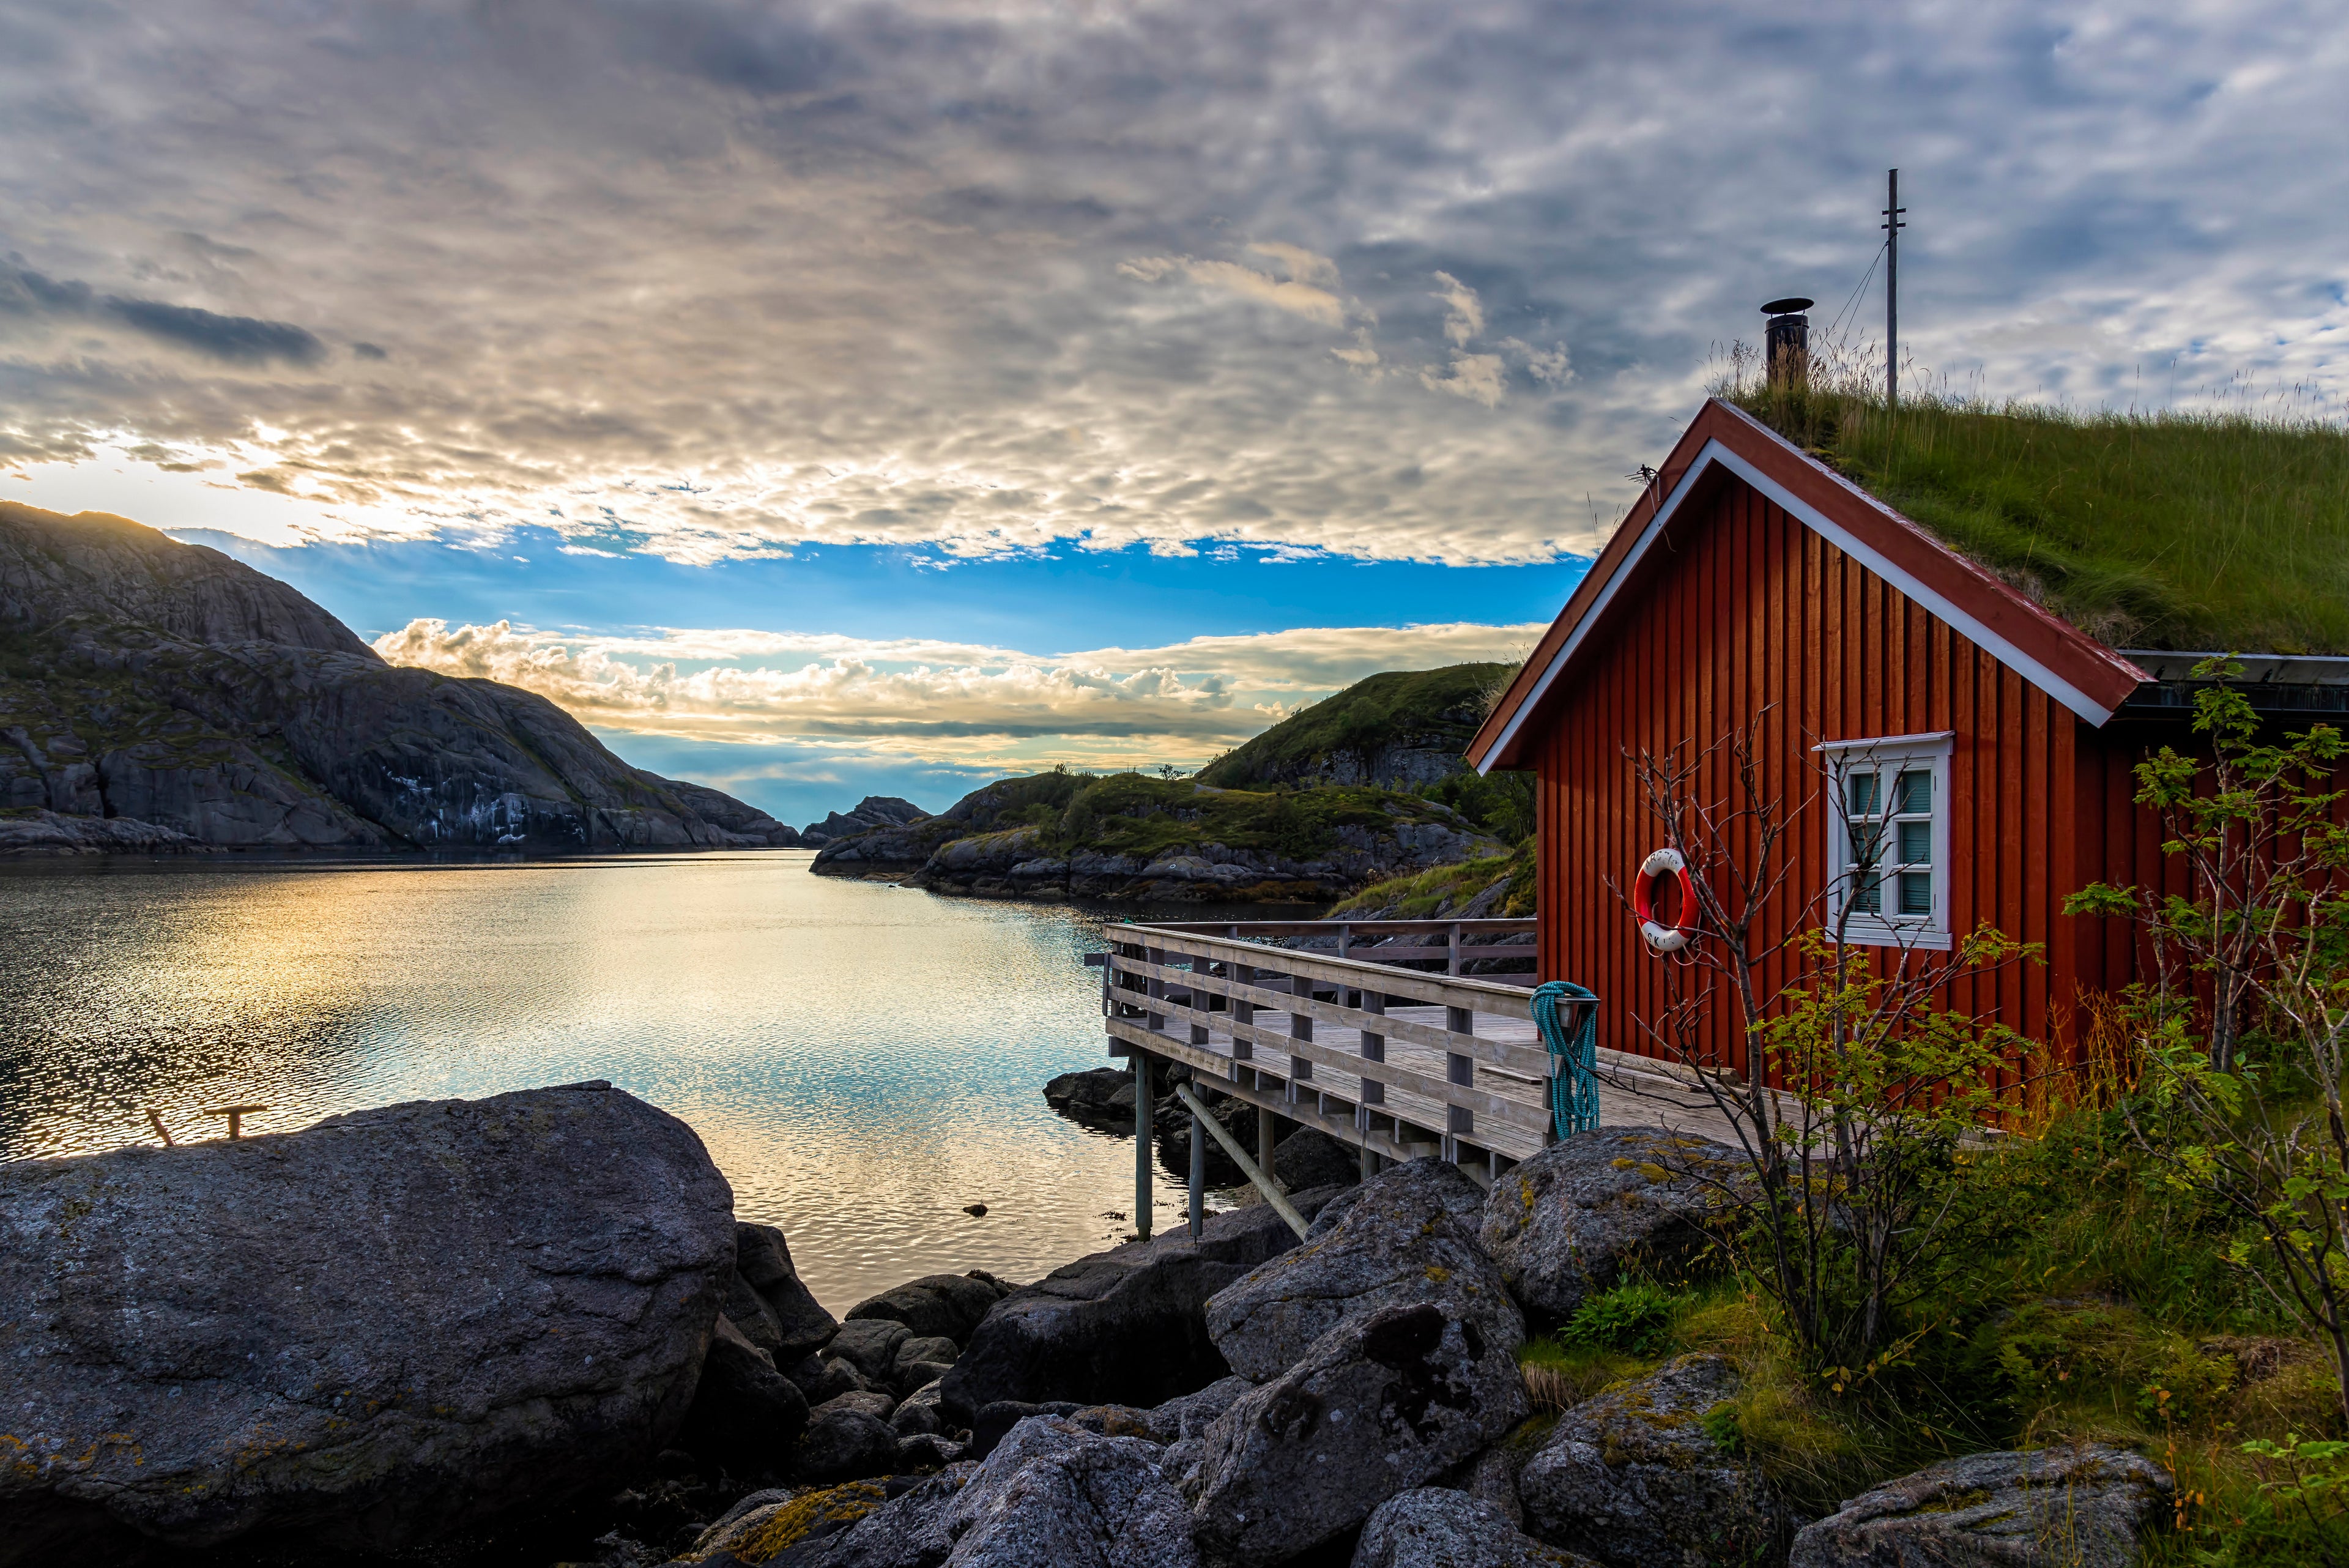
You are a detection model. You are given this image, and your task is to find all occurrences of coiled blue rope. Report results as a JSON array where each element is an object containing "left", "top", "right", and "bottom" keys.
[{"left": 1531, "top": 979, "right": 1601, "bottom": 1140}]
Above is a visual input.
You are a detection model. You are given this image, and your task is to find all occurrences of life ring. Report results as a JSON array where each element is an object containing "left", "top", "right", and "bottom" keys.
[{"left": 1633, "top": 847, "right": 1699, "bottom": 953}]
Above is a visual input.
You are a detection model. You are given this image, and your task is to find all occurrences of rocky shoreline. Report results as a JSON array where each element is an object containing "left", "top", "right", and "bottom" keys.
[{"left": 0, "top": 1080, "right": 2172, "bottom": 1568}]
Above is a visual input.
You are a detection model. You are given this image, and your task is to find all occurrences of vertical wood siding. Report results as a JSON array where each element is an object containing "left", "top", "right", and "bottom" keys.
[{"left": 1531, "top": 475, "right": 2091, "bottom": 1076}]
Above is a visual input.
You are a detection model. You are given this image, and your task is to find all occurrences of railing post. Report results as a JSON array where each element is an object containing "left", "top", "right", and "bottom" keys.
[
  {"left": 1134, "top": 1050, "right": 1154, "bottom": 1240},
  {"left": 1145, "top": 947, "right": 1166, "bottom": 1033},
  {"left": 1447, "top": 923, "right": 1461, "bottom": 976}
]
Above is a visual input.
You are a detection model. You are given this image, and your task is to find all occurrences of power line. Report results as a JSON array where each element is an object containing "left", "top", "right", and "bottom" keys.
[{"left": 1827, "top": 240, "right": 1888, "bottom": 343}]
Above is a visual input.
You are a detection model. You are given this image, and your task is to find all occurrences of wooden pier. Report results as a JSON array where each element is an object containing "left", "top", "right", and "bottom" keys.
[{"left": 1088, "top": 919, "right": 1735, "bottom": 1239}]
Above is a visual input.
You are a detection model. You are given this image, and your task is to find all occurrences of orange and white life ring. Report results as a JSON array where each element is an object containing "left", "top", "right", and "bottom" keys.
[{"left": 1633, "top": 847, "right": 1699, "bottom": 953}]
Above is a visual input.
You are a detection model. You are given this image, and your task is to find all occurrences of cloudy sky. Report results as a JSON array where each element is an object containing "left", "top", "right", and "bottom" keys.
[{"left": 4, "top": 1, "right": 2342, "bottom": 823}]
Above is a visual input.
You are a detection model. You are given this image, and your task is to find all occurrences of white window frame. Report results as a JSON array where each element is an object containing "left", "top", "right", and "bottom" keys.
[{"left": 1815, "top": 732, "right": 1954, "bottom": 951}]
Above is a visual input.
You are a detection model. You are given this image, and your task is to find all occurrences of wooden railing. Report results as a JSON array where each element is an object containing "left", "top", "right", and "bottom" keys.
[
  {"left": 1094, "top": 921, "right": 1567, "bottom": 1185},
  {"left": 1123, "top": 917, "right": 1537, "bottom": 983}
]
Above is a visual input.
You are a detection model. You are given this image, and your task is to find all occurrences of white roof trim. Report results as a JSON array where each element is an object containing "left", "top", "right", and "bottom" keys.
[
  {"left": 1479, "top": 439, "right": 2117, "bottom": 774},
  {"left": 1813, "top": 730, "right": 1956, "bottom": 752}
]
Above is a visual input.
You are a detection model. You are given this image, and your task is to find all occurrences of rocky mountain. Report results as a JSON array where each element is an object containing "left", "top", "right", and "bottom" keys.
[
  {"left": 1193, "top": 663, "right": 1510, "bottom": 791},
  {"left": 0, "top": 500, "right": 801, "bottom": 854},
  {"left": 811, "top": 767, "right": 1505, "bottom": 902},
  {"left": 800, "top": 794, "right": 927, "bottom": 845}
]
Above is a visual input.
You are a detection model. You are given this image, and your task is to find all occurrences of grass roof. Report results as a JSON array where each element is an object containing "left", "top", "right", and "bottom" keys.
[{"left": 1722, "top": 374, "right": 2349, "bottom": 655}]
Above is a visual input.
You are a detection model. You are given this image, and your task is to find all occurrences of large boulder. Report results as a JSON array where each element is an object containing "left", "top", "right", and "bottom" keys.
[
  {"left": 1274, "top": 1126, "right": 1362, "bottom": 1192},
  {"left": 848, "top": 1274, "right": 1011, "bottom": 1346},
  {"left": 796, "top": 1407, "right": 905, "bottom": 1485},
  {"left": 1478, "top": 1128, "right": 1746, "bottom": 1323},
  {"left": 1788, "top": 1443, "right": 2171, "bottom": 1568},
  {"left": 1206, "top": 1157, "right": 1521, "bottom": 1383},
  {"left": 756, "top": 1417, "right": 1193, "bottom": 1567},
  {"left": 738, "top": 1222, "right": 842, "bottom": 1361},
  {"left": 1186, "top": 1301, "right": 1532, "bottom": 1567},
  {"left": 674, "top": 1317, "right": 812, "bottom": 1474},
  {"left": 1518, "top": 1353, "right": 1788, "bottom": 1568},
  {"left": 829, "top": 1319, "right": 916, "bottom": 1384},
  {"left": 1354, "top": 1488, "right": 1599, "bottom": 1568},
  {"left": 0, "top": 1082, "right": 736, "bottom": 1564},
  {"left": 938, "top": 1187, "right": 1346, "bottom": 1422}
]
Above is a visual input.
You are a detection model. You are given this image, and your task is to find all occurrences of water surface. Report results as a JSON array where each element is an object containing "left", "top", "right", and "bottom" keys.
[{"left": 0, "top": 852, "right": 1255, "bottom": 1310}]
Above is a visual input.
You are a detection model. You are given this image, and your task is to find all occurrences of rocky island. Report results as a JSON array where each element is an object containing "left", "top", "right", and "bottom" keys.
[
  {"left": 0, "top": 501, "right": 801, "bottom": 855},
  {"left": 0, "top": 1081, "right": 2173, "bottom": 1567}
]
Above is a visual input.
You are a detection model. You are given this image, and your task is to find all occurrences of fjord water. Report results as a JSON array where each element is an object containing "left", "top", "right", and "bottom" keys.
[{"left": 0, "top": 852, "right": 1198, "bottom": 1310}]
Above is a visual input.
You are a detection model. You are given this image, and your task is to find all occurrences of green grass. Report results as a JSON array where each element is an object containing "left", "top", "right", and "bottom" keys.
[
  {"left": 1327, "top": 835, "right": 1535, "bottom": 918},
  {"left": 1496, "top": 1109, "right": 2348, "bottom": 1560},
  {"left": 1723, "top": 377, "right": 2349, "bottom": 654},
  {"left": 1195, "top": 663, "right": 1512, "bottom": 789},
  {"left": 1052, "top": 771, "right": 1490, "bottom": 863}
]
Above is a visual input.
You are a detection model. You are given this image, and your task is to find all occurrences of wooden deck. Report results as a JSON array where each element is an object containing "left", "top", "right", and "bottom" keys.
[{"left": 1093, "top": 921, "right": 1738, "bottom": 1198}]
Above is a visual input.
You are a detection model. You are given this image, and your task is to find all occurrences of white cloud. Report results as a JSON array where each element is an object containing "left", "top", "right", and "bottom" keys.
[
  {"left": 1431, "top": 272, "right": 1486, "bottom": 347},
  {"left": 373, "top": 616, "right": 1545, "bottom": 767},
  {"left": 1421, "top": 353, "right": 1508, "bottom": 407}
]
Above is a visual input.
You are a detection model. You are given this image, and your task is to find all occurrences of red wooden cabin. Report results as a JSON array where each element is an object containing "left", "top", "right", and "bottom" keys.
[{"left": 1465, "top": 397, "right": 2343, "bottom": 1075}]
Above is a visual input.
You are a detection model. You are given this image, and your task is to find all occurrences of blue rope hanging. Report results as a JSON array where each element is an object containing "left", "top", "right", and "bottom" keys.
[{"left": 1531, "top": 979, "right": 1601, "bottom": 1140}]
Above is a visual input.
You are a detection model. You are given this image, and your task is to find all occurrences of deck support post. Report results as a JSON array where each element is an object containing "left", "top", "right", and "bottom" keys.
[
  {"left": 1258, "top": 1105, "right": 1278, "bottom": 1186},
  {"left": 1188, "top": 1107, "right": 1206, "bottom": 1239},
  {"left": 1176, "top": 1081, "right": 1307, "bottom": 1240},
  {"left": 1134, "top": 1049, "right": 1154, "bottom": 1241}
]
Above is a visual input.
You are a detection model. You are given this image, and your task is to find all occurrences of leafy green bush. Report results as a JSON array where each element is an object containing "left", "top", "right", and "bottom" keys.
[{"left": 1560, "top": 1281, "right": 1679, "bottom": 1356}]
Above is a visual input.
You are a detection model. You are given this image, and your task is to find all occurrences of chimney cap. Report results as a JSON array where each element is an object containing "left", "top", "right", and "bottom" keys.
[{"left": 1761, "top": 297, "right": 1814, "bottom": 316}]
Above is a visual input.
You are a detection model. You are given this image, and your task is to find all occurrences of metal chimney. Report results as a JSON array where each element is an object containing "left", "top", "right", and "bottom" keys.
[{"left": 1761, "top": 297, "right": 1813, "bottom": 388}]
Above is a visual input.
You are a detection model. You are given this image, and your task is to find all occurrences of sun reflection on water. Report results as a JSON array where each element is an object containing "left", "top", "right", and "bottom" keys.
[{"left": 0, "top": 852, "right": 1218, "bottom": 1310}]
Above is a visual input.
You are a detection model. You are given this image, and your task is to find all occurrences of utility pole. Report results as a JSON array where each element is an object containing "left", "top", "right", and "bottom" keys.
[{"left": 1883, "top": 169, "right": 1906, "bottom": 408}]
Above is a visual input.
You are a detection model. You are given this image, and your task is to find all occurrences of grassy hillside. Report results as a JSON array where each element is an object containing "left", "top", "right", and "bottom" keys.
[
  {"left": 1195, "top": 664, "right": 1510, "bottom": 789},
  {"left": 1042, "top": 771, "right": 1490, "bottom": 862},
  {"left": 1724, "top": 377, "right": 2349, "bottom": 654},
  {"left": 1328, "top": 835, "right": 1537, "bottom": 919}
]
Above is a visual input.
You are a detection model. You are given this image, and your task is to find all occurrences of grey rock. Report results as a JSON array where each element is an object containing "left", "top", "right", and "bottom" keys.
[
  {"left": 944, "top": 1417, "right": 1197, "bottom": 1568},
  {"left": 725, "top": 1269, "right": 792, "bottom": 1360},
  {"left": 1518, "top": 1353, "right": 1787, "bottom": 1568},
  {"left": 1149, "top": 1375, "right": 1255, "bottom": 1443},
  {"left": 891, "top": 1380, "right": 950, "bottom": 1437},
  {"left": 737, "top": 1223, "right": 841, "bottom": 1361},
  {"left": 1464, "top": 1443, "right": 1527, "bottom": 1530},
  {"left": 700, "top": 1472, "right": 969, "bottom": 1566},
  {"left": 1206, "top": 1157, "right": 1522, "bottom": 1384},
  {"left": 1274, "top": 1126, "right": 1363, "bottom": 1191},
  {"left": 896, "top": 1335, "right": 963, "bottom": 1372},
  {"left": 1187, "top": 1301, "right": 1532, "bottom": 1567},
  {"left": 966, "top": 1400, "right": 1086, "bottom": 1462},
  {"left": 797, "top": 1408, "right": 905, "bottom": 1484},
  {"left": 938, "top": 1187, "right": 1346, "bottom": 1422},
  {"left": 1354, "top": 1488, "right": 1597, "bottom": 1568},
  {"left": 801, "top": 795, "right": 930, "bottom": 845},
  {"left": 0, "top": 808, "right": 214, "bottom": 858},
  {"left": 813, "top": 1390, "right": 900, "bottom": 1424},
  {"left": 676, "top": 1316, "right": 812, "bottom": 1472},
  {"left": 830, "top": 1318, "right": 915, "bottom": 1383},
  {"left": 850, "top": 1274, "right": 1011, "bottom": 1345},
  {"left": 0, "top": 500, "right": 795, "bottom": 852},
  {"left": 0, "top": 1083, "right": 735, "bottom": 1561},
  {"left": 893, "top": 1433, "right": 966, "bottom": 1471},
  {"left": 1787, "top": 1443, "right": 2172, "bottom": 1568},
  {"left": 1478, "top": 1127, "right": 1748, "bottom": 1323},
  {"left": 894, "top": 1361, "right": 958, "bottom": 1399},
  {"left": 789, "top": 1355, "right": 871, "bottom": 1406},
  {"left": 1043, "top": 1068, "right": 1132, "bottom": 1124}
]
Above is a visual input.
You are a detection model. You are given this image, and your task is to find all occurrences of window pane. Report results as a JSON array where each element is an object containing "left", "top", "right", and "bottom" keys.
[
  {"left": 1847, "top": 771, "right": 1880, "bottom": 817},
  {"left": 1898, "top": 819, "right": 1931, "bottom": 864},
  {"left": 1848, "top": 825, "right": 1881, "bottom": 868},
  {"left": 1853, "top": 871, "right": 1881, "bottom": 913},
  {"left": 1894, "top": 769, "right": 1931, "bottom": 814},
  {"left": 1899, "top": 871, "right": 1932, "bottom": 915}
]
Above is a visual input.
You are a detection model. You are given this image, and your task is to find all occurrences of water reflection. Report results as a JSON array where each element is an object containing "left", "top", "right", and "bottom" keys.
[{"left": 0, "top": 852, "right": 1304, "bottom": 1309}]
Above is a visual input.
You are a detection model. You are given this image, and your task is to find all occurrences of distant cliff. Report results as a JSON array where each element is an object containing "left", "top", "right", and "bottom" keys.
[
  {"left": 811, "top": 768, "right": 1506, "bottom": 902},
  {"left": 0, "top": 501, "right": 801, "bottom": 854}
]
